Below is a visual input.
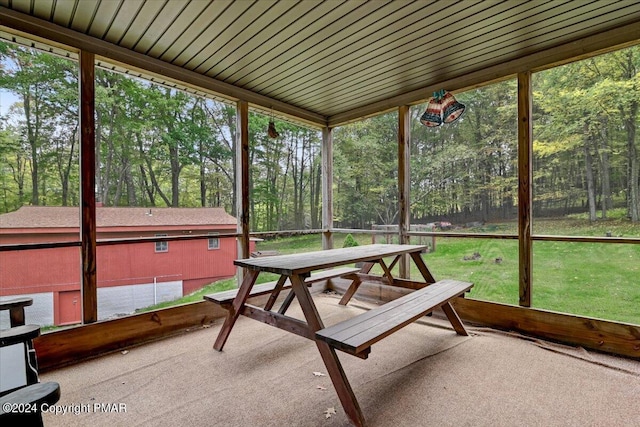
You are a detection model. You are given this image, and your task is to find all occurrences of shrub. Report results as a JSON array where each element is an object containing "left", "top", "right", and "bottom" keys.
[{"left": 343, "top": 234, "right": 359, "bottom": 248}]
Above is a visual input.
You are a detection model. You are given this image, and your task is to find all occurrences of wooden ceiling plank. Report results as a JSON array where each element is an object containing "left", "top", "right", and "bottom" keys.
[
  {"left": 216, "top": 0, "right": 404, "bottom": 83},
  {"left": 235, "top": 0, "right": 392, "bottom": 90},
  {"left": 131, "top": 0, "right": 188, "bottom": 53},
  {"left": 310, "top": 3, "right": 640, "bottom": 113},
  {"left": 271, "top": 0, "right": 489, "bottom": 103},
  {"left": 278, "top": 3, "right": 496, "bottom": 106},
  {"left": 216, "top": 0, "right": 348, "bottom": 84},
  {"left": 282, "top": 0, "right": 560, "bottom": 105},
  {"left": 52, "top": 0, "right": 76, "bottom": 28},
  {"left": 227, "top": 0, "right": 366, "bottom": 87},
  {"left": 68, "top": 0, "right": 99, "bottom": 33},
  {"left": 5, "top": 0, "right": 29, "bottom": 14},
  {"left": 198, "top": 0, "right": 303, "bottom": 79},
  {"left": 32, "top": 0, "right": 54, "bottom": 20},
  {"left": 209, "top": 0, "right": 319, "bottom": 80},
  {"left": 299, "top": 1, "right": 629, "bottom": 110},
  {"left": 142, "top": 0, "right": 212, "bottom": 57},
  {"left": 165, "top": 0, "right": 245, "bottom": 66},
  {"left": 181, "top": 0, "right": 278, "bottom": 70},
  {"left": 258, "top": 0, "right": 435, "bottom": 97},
  {"left": 104, "top": 0, "right": 146, "bottom": 44},
  {"left": 118, "top": 0, "right": 168, "bottom": 49},
  {"left": 87, "top": 0, "right": 122, "bottom": 39}
]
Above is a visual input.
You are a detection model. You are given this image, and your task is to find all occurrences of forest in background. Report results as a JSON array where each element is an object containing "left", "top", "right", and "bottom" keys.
[{"left": 0, "top": 41, "right": 638, "bottom": 231}]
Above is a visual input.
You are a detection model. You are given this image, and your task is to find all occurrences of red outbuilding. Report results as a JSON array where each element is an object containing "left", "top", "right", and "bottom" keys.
[{"left": 0, "top": 206, "right": 248, "bottom": 327}]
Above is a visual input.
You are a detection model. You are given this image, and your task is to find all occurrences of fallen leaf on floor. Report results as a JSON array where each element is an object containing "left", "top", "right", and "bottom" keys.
[
  {"left": 313, "top": 371, "right": 326, "bottom": 377},
  {"left": 324, "top": 407, "right": 336, "bottom": 419},
  {"left": 316, "top": 385, "right": 327, "bottom": 391},
  {"left": 121, "top": 350, "right": 129, "bottom": 355}
]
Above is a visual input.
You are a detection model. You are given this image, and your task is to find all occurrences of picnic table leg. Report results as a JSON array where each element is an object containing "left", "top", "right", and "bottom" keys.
[
  {"left": 290, "top": 274, "right": 367, "bottom": 427},
  {"left": 277, "top": 289, "right": 296, "bottom": 315},
  {"left": 264, "top": 276, "right": 288, "bottom": 311},
  {"left": 409, "top": 251, "right": 468, "bottom": 332},
  {"left": 339, "top": 262, "right": 375, "bottom": 306},
  {"left": 338, "top": 275, "right": 362, "bottom": 305},
  {"left": 440, "top": 301, "right": 469, "bottom": 336},
  {"left": 213, "top": 269, "right": 259, "bottom": 351},
  {"left": 410, "top": 251, "right": 436, "bottom": 283}
]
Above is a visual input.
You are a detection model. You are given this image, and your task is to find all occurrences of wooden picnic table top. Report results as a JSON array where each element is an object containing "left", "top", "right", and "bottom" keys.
[{"left": 234, "top": 244, "right": 428, "bottom": 276}]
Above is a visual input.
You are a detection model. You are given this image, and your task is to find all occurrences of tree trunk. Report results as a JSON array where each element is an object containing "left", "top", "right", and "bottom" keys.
[
  {"left": 59, "top": 126, "right": 77, "bottom": 206},
  {"left": 125, "top": 159, "right": 137, "bottom": 206},
  {"left": 311, "top": 152, "right": 321, "bottom": 229},
  {"left": 24, "top": 93, "right": 40, "bottom": 205},
  {"left": 597, "top": 121, "right": 612, "bottom": 218},
  {"left": 583, "top": 129, "right": 597, "bottom": 221},
  {"left": 625, "top": 105, "right": 639, "bottom": 222},
  {"left": 199, "top": 143, "right": 206, "bottom": 207},
  {"left": 170, "top": 143, "right": 181, "bottom": 207},
  {"left": 95, "top": 108, "right": 103, "bottom": 204}
]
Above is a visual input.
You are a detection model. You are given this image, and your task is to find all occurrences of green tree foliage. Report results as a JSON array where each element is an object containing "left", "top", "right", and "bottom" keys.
[
  {"left": 332, "top": 46, "right": 638, "bottom": 228},
  {"left": 333, "top": 116, "right": 399, "bottom": 228},
  {"left": 1, "top": 40, "right": 638, "bottom": 229},
  {"left": 408, "top": 81, "right": 518, "bottom": 223},
  {"left": 0, "top": 43, "right": 78, "bottom": 207},
  {"left": 0, "top": 41, "right": 323, "bottom": 231},
  {"left": 534, "top": 47, "right": 640, "bottom": 222},
  {"left": 248, "top": 113, "right": 322, "bottom": 231}
]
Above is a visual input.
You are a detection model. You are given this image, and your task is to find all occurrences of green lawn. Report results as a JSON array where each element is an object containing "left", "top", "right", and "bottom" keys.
[{"left": 140, "top": 218, "right": 639, "bottom": 325}]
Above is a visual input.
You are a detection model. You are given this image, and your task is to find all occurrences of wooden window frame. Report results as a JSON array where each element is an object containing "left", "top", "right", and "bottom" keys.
[{"left": 155, "top": 234, "right": 168, "bottom": 253}]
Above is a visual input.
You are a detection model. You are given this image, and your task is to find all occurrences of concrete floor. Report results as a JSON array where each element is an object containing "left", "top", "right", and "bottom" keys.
[{"left": 41, "top": 293, "right": 639, "bottom": 427}]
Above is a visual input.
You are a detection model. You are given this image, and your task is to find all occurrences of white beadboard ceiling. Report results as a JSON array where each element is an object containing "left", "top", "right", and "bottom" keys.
[{"left": 0, "top": 0, "right": 639, "bottom": 127}]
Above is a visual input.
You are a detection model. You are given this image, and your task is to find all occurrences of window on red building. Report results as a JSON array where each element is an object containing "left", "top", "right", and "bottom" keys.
[
  {"left": 208, "top": 232, "right": 220, "bottom": 250},
  {"left": 155, "top": 234, "right": 168, "bottom": 253}
]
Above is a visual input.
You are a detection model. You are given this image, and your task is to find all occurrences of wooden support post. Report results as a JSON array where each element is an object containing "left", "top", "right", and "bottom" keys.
[
  {"left": 79, "top": 50, "right": 97, "bottom": 324},
  {"left": 518, "top": 72, "right": 533, "bottom": 307},
  {"left": 398, "top": 105, "right": 411, "bottom": 278},
  {"left": 322, "top": 127, "right": 334, "bottom": 250},
  {"left": 236, "top": 100, "right": 250, "bottom": 283}
]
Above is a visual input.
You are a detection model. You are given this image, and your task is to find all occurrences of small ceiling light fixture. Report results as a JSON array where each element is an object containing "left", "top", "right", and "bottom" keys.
[
  {"left": 420, "top": 89, "right": 465, "bottom": 127},
  {"left": 268, "top": 107, "right": 279, "bottom": 138}
]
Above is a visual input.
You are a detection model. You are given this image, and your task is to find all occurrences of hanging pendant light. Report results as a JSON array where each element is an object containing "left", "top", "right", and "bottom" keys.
[
  {"left": 419, "top": 90, "right": 465, "bottom": 127},
  {"left": 440, "top": 91, "right": 465, "bottom": 124},
  {"left": 268, "top": 107, "right": 279, "bottom": 138},
  {"left": 420, "top": 96, "right": 443, "bottom": 127}
]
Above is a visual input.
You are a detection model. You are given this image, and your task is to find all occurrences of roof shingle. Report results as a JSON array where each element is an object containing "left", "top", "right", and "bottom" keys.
[{"left": 0, "top": 206, "right": 237, "bottom": 229}]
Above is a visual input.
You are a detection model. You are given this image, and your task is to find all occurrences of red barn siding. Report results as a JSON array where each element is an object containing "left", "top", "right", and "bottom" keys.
[
  {"left": 1, "top": 246, "right": 81, "bottom": 295},
  {"left": 0, "top": 207, "right": 249, "bottom": 326},
  {"left": 1, "top": 237, "right": 239, "bottom": 296}
]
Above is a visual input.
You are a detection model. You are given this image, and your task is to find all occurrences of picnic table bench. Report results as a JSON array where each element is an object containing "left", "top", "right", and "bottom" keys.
[
  {"left": 316, "top": 279, "right": 472, "bottom": 358},
  {"left": 205, "top": 244, "right": 472, "bottom": 427}
]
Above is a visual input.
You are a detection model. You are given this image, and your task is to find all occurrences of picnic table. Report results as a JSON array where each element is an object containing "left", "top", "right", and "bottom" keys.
[{"left": 206, "top": 244, "right": 472, "bottom": 427}]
